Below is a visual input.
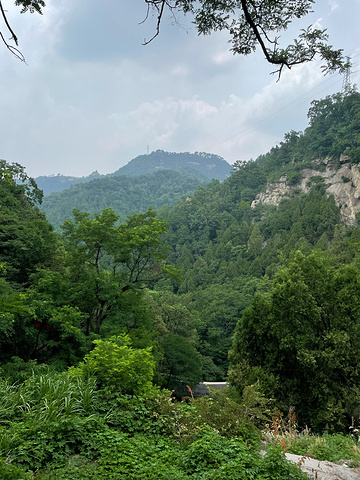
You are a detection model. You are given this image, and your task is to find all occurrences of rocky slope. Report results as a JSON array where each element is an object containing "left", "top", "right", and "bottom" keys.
[{"left": 251, "top": 156, "right": 360, "bottom": 226}]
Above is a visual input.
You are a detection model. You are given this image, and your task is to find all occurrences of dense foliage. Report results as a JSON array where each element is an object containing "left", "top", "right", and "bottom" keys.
[
  {"left": 229, "top": 250, "right": 360, "bottom": 431},
  {"left": 0, "top": 161, "right": 57, "bottom": 287},
  {"left": 0, "top": 367, "right": 307, "bottom": 479}
]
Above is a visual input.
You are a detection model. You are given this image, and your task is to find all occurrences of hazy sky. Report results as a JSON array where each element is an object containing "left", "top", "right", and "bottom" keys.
[{"left": 1, "top": 0, "right": 360, "bottom": 178}]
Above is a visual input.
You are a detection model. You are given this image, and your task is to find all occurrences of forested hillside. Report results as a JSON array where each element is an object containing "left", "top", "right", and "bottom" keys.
[
  {"left": 2, "top": 90, "right": 360, "bottom": 478},
  {"left": 41, "top": 169, "right": 208, "bottom": 228},
  {"left": 157, "top": 89, "right": 360, "bottom": 384}
]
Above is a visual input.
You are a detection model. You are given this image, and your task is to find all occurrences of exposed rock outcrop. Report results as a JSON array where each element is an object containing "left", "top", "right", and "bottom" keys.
[
  {"left": 285, "top": 453, "right": 360, "bottom": 480},
  {"left": 251, "top": 158, "right": 360, "bottom": 226}
]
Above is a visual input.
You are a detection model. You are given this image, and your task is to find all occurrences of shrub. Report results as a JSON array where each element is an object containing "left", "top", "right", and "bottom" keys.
[{"left": 69, "top": 335, "right": 155, "bottom": 395}]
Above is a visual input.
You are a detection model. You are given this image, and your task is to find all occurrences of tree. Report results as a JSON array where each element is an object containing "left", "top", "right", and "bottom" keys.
[
  {"left": 143, "top": 0, "right": 347, "bottom": 78},
  {"left": 0, "top": 161, "right": 57, "bottom": 287},
  {"left": 0, "top": 268, "right": 95, "bottom": 368},
  {"left": 229, "top": 250, "right": 360, "bottom": 432},
  {"left": 159, "top": 333, "right": 202, "bottom": 394},
  {"left": 247, "top": 224, "right": 264, "bottom": 258},
  {"left": 61, "top": 207, "right": 180, "bottom": 335}
]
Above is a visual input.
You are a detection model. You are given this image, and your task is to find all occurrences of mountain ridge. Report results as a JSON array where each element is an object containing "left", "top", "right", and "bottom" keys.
[
  {"left": 36, "top": 150, "right": 231, "bottom": 195},
  {"left": 112, "top": 150, "right": 231, "bottom": 181}
]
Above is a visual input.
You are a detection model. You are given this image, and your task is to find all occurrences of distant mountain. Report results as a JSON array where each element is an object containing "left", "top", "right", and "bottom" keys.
[
  {"left": 35, "top": 151, "right": 231, "bottom": 196},
  {"left": 40, "top": 169, "right": 208, "bottom": 228},
  {"left": 35, "top": 171, "right": 102, "bottom": 195},
  {"left": 112, "top": 150, "right": 231, "bottom": 181}
]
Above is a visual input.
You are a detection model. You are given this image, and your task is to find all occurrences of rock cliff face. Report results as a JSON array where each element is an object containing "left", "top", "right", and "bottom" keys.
[{"left": 251, "top": 157, "right": 360, "bottom": 226}]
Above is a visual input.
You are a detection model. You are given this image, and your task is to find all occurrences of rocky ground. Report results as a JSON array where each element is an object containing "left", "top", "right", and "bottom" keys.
[{"left": 286, "top": 453, "right": 360, "bottom": 480}]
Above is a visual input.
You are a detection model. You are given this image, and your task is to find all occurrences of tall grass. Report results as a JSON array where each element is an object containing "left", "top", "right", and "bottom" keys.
[
  {"left": 0, "top": 372, "right": 96, "bottom": 424},
  {"left": 0, "top": 371, "right": 98, "bottom": 469}
]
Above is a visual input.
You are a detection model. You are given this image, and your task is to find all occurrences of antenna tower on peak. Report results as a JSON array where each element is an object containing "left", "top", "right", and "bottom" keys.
[{"left": 342, "top": 56, "right": 351, "bottom": 93}]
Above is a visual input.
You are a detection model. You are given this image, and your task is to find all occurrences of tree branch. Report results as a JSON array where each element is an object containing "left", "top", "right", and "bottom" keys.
[
  {"left": 0, "top": 0, "right": 27, "bottom": 62},
  {"left": 240, "top": 0, "right": 288, "bottom": 69},
  {"left": 142, "top": 0, "right": 168, "bottom": 45},
  {"left": 0, "top": 0, "right": 18, "bottom": 45},
  {"left": 0, "top": 32, "right": 25, "bottom": 62}
]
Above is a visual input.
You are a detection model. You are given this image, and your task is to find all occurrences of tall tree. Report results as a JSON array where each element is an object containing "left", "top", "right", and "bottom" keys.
[
  {"left": 61, "top": 207, "right": 179, "bottom": 335},
  {"left": 0, "top": 161, "right": 57, "bottom": 287}
]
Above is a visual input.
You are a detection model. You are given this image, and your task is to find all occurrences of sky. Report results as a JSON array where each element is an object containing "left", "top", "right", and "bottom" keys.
[{"left": 0, "top": 0, "right": 360, "bottom": 178}]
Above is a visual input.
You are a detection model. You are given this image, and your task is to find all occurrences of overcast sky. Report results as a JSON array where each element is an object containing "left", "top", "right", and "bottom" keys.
[{"left": 1, "top": 0, "right": 359, "bottom": 178}]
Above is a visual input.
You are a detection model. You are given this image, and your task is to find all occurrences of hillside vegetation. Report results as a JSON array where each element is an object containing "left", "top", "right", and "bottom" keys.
[
  {"left": 41, "top": 169, "right": 208, "bottom": 228},
  {"left": 2, "top": 90, "right": 360, "bottom": 478}
]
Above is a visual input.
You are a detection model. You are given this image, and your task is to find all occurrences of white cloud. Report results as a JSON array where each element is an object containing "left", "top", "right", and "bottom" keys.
[
  {"left": 328, "top": 0, "right": 339, "bottom": 12},
  {"left": 212, "top": 50, "right": 233, "bottom": 65}
]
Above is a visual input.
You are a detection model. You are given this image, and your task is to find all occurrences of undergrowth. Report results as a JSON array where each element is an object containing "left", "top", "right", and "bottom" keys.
[
  {"left": 2, "top": 370, "right": 358, "bottom": 479},
  {"left": 0, "top": 372, "right": 309, "bottom": 479}
]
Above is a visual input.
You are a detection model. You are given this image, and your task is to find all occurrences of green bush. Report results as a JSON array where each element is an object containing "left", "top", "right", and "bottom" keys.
[
  {"left": 94, "top": 386, "right": 177, "bottom": 435},
  {"left": 180, "top": 427, "right": 259, "bottom": 476},
  {"left": 172, "top": 386, "right": 268, "bottom": 445},
  {"left": 69, "top": 335, "right": 155, "bottom": 395}
]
